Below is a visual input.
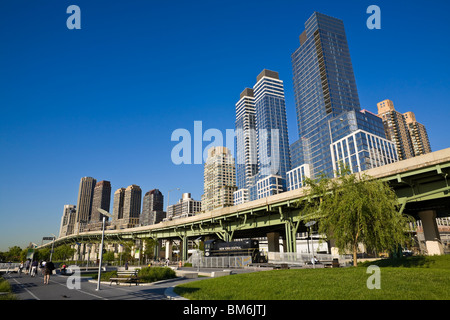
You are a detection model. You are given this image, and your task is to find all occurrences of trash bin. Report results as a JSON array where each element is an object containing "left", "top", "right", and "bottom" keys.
[{"left": 332, "top": 258, "right": 340, "bottom": 268}]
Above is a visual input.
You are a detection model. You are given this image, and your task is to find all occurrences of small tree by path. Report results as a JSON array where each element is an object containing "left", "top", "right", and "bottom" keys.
[{"left": 298, "top": 167, "right": 412, "bottom": 266}]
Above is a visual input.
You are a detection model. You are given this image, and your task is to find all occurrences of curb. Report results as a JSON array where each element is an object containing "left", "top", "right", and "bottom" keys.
[{"left": 164, "top": 286, "right": 189, "bottom": 300}]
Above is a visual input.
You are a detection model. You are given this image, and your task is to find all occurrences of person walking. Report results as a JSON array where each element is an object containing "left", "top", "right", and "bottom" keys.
[
  {"left": 18, "top": 261, "right": 24, "bottom": 276},
  {"left": 40, "top": 260, "right": 46, "bottom": 276},
  {"left": 24, "top": 259, "right": 30, "bottom": 275},
  {"left": 30, "top": 260, "right": 38, "bottom": 277},
  {"left": 43, "top": 260, "right": 55, "bottom": 284}
]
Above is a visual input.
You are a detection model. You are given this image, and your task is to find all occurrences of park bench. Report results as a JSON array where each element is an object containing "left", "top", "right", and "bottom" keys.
[{"left": 109, "top": 269, "right": 140, "bottom": 286}]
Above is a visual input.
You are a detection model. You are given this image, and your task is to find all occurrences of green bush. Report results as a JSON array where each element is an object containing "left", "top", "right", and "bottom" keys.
[
  {"left": 91, "top": 271, "right": 117, "bottom": 281},
  {"left": 138, "top": 267, "right": 176, "bottom": 283},
  {"left": 0, "top": 276, "right": 16, "bottom": 300}
]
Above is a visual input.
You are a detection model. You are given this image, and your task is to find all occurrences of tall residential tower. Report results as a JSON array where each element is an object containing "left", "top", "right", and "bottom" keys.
[
  {"left": 202, "top": 146, "right": 237, "bottom": 212},
  {"left": 377, "top": 99, "right": 414, "bottom": 160},
  {"left": 141, "top": 189, "right": 165, "bottom": 225},
  {"left": 90, "top": 180, "right": 112, "bottom": 230},
  {"left": 74, "top": 177, "right": 96, "bottom": 232},
  {"left": 289, "top": 12, "right": 396, "bottom": 183},
  {"left": 234, "top": 69, "right": 291, "bottom": 203}
]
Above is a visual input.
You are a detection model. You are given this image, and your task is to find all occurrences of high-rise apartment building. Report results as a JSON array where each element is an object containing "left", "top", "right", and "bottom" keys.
[
  {"left": 289, "top": 12, "right": 396, "bottom": 183},
  {"left": 59, "top": 204, "right": 76, "bottom": 237},
  {"left": 122, "top": 184, "right": 142, "bottom": 228},
  {"left": 254, "top": 69, "right": 291, "bottom": 181},
  {"left": 235, "top": 88, "right": 258, "bottom": 191},
  {"left": 290, "top": 12, "right": 361, "bottom": 179},
  {"left": 202, "top": 146, "right": 237, "bottom": 212},
  {"left": 75, "top": 177, "right": 96, "bottom": 232},
  {"left": 330, "top": 129, "right": 398, "bottom": 174},
  {"left": 141, "top": 189, "right": 165, "bottom": 226},
  {"left": 166, "top": 193, "right": 202, "bottom": 220},
  {"left": 403, "top": 111, "right": 432, "bottom": 156},
  {"left": 377, "top": 99, "right": 415, "bottom": 160},
  {"left": 112, "top": 187, "right": 126, "bottom": 227},
  {"left": 90, "top": 180, "right": 112, "bottom": 229},
  {"left": 234, "top": 69, "right": 291, "bottom": 204}
]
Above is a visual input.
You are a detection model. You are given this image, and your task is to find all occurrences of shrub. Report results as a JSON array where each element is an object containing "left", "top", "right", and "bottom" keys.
[
  {"left": 0, "top": 276, "right": 16, "bottom": 300},
  {"left": 94, "top": 271, "right": 117, "bottom": 281},
  {"left": 138, "top": 267, "right": 176, "bottom": 283}
]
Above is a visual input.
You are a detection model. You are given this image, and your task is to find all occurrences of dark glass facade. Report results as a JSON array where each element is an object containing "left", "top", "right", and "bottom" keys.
[{"left": 291, "top": 12, "right": 362, "bottom": 178}]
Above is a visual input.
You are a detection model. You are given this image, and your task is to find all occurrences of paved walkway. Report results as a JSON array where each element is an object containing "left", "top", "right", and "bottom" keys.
[{"left": 3, "top": 270, "right": 200, "bottom": 300}]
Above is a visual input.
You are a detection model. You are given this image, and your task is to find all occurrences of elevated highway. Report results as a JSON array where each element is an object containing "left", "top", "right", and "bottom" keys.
[{"left": 42, "top": 148, "right": 450, "bottom": 259}]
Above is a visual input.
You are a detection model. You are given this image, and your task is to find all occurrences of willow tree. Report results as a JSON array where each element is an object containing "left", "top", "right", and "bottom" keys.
[{"left": 299, "top": 167, "right": 412, "bottom": 266}]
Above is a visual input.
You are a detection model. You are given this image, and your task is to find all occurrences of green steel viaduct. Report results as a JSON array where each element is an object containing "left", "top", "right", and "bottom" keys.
[{"left": 40, "top": 148, "right": 450, "bottom": 261}]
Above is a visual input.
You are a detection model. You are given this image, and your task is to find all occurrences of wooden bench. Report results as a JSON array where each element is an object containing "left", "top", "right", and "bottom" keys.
[{"left": 109, "top": 270, "right": 140, "bottom": 286}]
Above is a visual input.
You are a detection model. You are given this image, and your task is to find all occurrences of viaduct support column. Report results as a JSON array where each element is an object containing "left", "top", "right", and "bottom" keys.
[
  {"left": 153, "top": 240, "right": 160, "bottom": 260},
  {"left": 165, "top": 240, "right": 173, "bottom": 260},
  {"left": 418, "top": 210, "right": 444, "bottom": 255},
  {"left": 267, "top": 232, "right": 280, "bottom": 261},
  {"left": 181, "top": 235, "right": 189, "bottom": 262},
  {"left": 284, "top": 221, "right": 297, "bottom": 253},
  {"left": 267, "top": 232, "right": 280, "bottom": 252}
]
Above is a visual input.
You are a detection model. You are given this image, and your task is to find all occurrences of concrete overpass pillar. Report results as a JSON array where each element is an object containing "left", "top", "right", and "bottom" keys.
[
  {"left": 267, "top": 232, "right": 280, "bottom": 262},
  {"left": 328, "top": 239, "right": 339, "bottom": 256},
  {"left": 165, "top": 240, "right": 173, "bottom": 260},
  {"left": 284, "top": 222, "right": 297, "bottom": 253},
  {"left": 418, "top": 210, "right": 444, "bottom": 255},
  {"left": 181, "top": 236, "right": 189, "bottom": 262},
  {"left": 267, "top": 232, "right": 280, "bottom": 252},
  {"left": 153, "top": 240, "right": 160, "bottom": 260}
]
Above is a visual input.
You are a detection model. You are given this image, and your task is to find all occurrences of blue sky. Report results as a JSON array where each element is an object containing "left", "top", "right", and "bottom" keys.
[{"left": 1, "top": 0, "right": 449, "bottom": 251}]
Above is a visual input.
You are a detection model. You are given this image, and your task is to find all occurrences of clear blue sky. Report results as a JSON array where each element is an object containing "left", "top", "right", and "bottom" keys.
[{"left": 1, "top": 0, "right": 449, "bottom": 251}]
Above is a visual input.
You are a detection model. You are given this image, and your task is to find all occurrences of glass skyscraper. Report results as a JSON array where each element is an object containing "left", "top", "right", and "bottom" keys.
[
  {"left": 234, "top": 69, "right": 291, "bottom": 204},
  {"left": 235, "top": 88, "right": 257, "bottom": 191},
  {"left": 290, "top": 12, "right": 385, "bottom": 179},
  {"left": 254, "top": 69, "right": 291, "bottom": 181}
]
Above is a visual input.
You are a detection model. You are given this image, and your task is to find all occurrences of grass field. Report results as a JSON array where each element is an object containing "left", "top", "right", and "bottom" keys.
[{"left": 174, "top": 255, "right": 450, "bottom": 300}]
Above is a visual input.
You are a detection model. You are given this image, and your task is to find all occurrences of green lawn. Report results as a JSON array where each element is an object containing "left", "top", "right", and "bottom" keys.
[{"left": 174, "top": 255, "right": 450, "bottom": 300}]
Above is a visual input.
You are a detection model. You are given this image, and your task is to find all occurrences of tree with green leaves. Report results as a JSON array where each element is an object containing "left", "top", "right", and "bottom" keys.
[
  {"left": 298, "top": 166, "right": 412, "bottom": 266},
  {"left": 5, "top": 246, "right": 22, "bottom": 262},
  {"left": 53, "top": 245, "right": 76, "bottom": 261}
]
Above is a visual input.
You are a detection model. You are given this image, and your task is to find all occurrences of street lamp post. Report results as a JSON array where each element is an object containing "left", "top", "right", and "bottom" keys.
[
  {"left": 49, "top": 234, "right": 56, "bottom": 262},
  {"left": 43, "top": 235, "right": 57, "bottom": 262},
  {"left": 96, "top": 208, "right": 113, "bottom": 291},
  {"left": 305, "top": 221, "right": 317, "bottom": 269}
]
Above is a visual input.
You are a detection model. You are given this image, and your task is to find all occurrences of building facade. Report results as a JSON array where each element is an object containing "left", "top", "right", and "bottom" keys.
[
  {"left": 403, "top": 111, "right": 432, "bottom": 156},
  {"left": 112, "top": 187, "right": 126, "bottom": 227},
  {"left": 234, "top": 69, "right": 291, "bottom": 204},
  {"left": 330, "top": 129, "right": 398, "bottom": 174},
  {"left": 59, "top": 204, "right": 77, "bottom": 237},
  {"left": 202, "top": 146, "right": 237, "bottom": 212},
  {"left": 166, "top": 193, "right": 202, "bottom": 220},
  {"left": 377, "top": 99, "right": 415, "bottom": 160},
  {"left": 121, "top": 184, "right": 142, "bottom": 228},
  {"left": 74, "top": 176, "right": 97, "bottom": 232},
  {"left": 89, "top": 180, "right": 112, "bottom": 230},
  {"left": 235, "top": 88, "right": 258, "bottom": 191},
  {"left": 286, "top": 164, "right": 311, "bottom": 191},
  {"left": 141, "top": 189, "right": 165, "bottom": 226},
  {"left": 254, "top": 69, "right": 291, "bottom": 181},
  {"left": 290, "top": 12, "right": 361, "bottom": 179}
]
